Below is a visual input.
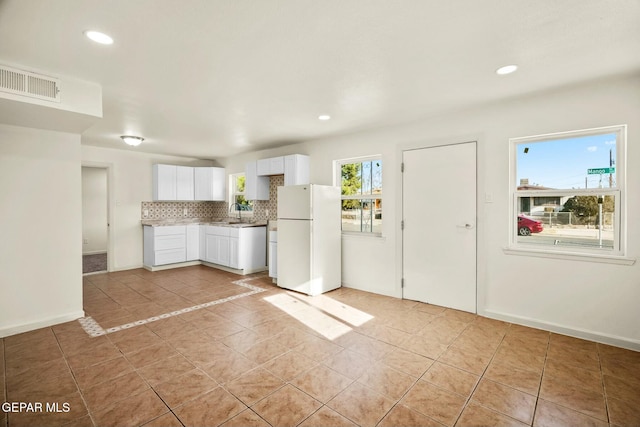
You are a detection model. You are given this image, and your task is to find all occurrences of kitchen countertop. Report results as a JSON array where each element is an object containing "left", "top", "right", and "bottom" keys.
[{"left": 141, "top": 218, "right": 268, "bottom": 228}]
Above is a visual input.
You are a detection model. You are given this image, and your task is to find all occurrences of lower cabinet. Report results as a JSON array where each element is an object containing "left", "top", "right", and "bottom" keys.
[
  {"left": 145, "top": 224, "right": 266, "bottom": 272},
  {"left": 186, "top": 224, "right": 199, "bottom": 261},
  {"left": 143, "top": 225, "right": 187, "bottom": 266},
  {"left": 203, "top": 226, "right": 231, "bottom": 266},
  {"left": 203, "top": 226, "right": 266, "bottom": 271}
]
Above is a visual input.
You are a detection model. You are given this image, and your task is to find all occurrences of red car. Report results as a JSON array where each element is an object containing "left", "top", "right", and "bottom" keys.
[{"left": 517, "top": 214, "right": 543, "bottom": 236}]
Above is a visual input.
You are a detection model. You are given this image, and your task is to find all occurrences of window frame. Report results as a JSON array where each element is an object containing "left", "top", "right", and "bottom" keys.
[
  {"left": 228, "top": 172, "right": 253, "bottom": 215},
  {"left": 508, "top": 125, "right": 628, "bottom": 260},
  {"left": 335, "top": 155, "right": 383, "bottom": 236}
]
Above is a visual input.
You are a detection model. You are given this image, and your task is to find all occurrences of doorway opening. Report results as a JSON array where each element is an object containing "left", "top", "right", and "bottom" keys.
[{"left": 82, "top": 166, "right": 109, "bottom": 274}]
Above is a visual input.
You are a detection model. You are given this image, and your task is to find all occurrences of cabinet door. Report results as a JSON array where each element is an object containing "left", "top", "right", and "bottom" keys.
[
  {"left": 257, "top": 159, "right": 271, "bottom": 176},
  {"left": 284, "top": 155, "right": 310, "bottom": 186},
  {"left": 210, "top": 167, "right": 225, "bottom": 201},
  {"left": 153, "top": 164, "right": 177, "bottom": 200},
  {"left": 194, "top": 167, "right": 212, "bottom": 200},
  {"left": 229, "top": 237, "right": 239, "bottom": 269},
  {"left": 270, "top": 157, "right": 285, "bottom": 174},
  {"left": 217, "top": 235, "right": 230, "bottom": 267},
  {"left": 176, "top": 166, "right": 194, "bottom": 200},
  {"left": 186, "top": 225, "right": 199, "bottom": 261},
  {"left": 205, "top": 234, "right": 218, "bottom": 263},
  {"left": 195, "top": 167, "right": 226, "bottom": 201},
  {"left": 245, "top": 161, "right": 269, "bottom": 200},
  {"left": 199, "top": 226, "right": 206, "bottom": 261}
]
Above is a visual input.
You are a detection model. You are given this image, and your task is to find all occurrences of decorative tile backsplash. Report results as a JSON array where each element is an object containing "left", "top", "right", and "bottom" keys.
[
  {"left": 141, "top": 174, "right": 284, "bottom": 221},
  {"left": 253, "top": 174, "right": 283, "bottom": 222},
  {"left": 140, "top": 200, "right": 227, "bottom": 220}
]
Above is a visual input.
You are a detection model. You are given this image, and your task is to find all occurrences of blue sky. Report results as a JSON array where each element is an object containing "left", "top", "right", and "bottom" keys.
[{"left": 517, "top": 133, "right": 617, "bottom": 189}]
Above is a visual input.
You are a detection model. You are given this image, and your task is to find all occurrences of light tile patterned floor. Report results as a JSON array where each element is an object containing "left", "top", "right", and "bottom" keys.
[{"left": 1, "top": 265, "right": 639, "bottom": 427}]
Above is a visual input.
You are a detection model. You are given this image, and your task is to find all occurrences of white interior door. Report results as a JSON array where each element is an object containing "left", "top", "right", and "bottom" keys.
[{"left": 402, "top": 142, "right": 477, "bottom": 313}]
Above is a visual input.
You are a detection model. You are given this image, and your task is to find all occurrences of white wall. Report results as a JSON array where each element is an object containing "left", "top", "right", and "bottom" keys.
[
  {"left": 222, "top": 74, "right": 640, "bottom": 349},
  {"left": 0, "top": 124, "right": 84, "bottom": 337},
  {"left": 82, "top": 167, "right": 108, "bottom": 254},
  {"left": 81, "top": 145, "right": 215, "bottom": 271}
]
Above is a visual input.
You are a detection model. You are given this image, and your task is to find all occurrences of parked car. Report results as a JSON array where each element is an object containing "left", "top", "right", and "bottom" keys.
[{"left": 517, "top": 214, "right": 543, "bottom": 236}]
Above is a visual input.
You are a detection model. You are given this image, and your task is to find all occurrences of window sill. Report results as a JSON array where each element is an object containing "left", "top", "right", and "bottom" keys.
[
  {"left": 341, "top": 232, "right": 385, "bottom": 241},
  {"left": 503, "top": 247, "right": 636, "bottom": 265}
]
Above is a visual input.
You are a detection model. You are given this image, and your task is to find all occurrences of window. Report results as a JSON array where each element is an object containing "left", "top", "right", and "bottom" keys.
[
  {"left": 509, "top": 125, "right": 626, "bottom": 257},
  {"left": 229, "top": 173, "right": 253, "bottom": 213},
  {"left": 336, "top": 156, "right": 382, "bottom": 234}
]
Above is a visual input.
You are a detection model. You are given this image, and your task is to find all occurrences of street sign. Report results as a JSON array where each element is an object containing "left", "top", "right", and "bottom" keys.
[{"left": 587, "top": 167, "right": 615, "bottom": 174}]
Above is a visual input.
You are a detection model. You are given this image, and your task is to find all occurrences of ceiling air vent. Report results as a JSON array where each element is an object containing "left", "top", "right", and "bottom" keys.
[{"left": 0, "top": 65, "right": 61, "bottom": 103}]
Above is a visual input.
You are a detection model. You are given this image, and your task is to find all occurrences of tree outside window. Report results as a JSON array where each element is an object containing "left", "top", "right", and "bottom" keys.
[{"left": 337, "top": 157, "right": 382, "bottom": 234}]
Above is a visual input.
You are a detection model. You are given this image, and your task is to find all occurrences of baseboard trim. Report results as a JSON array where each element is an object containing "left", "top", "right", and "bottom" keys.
[
  {"left": 482, "top": 309, "right": 640, "bottom": 351},
  {"left": 0, "top": 310, "right": 85, "bottom": 338}
]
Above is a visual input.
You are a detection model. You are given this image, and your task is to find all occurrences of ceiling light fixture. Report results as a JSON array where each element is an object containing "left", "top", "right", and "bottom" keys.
[
  {"left": 496, "top": 65, "right": 518, "bottom": 75},
  {"left": 84, "top": 30, "right": 114, "bottom": 45},
  {"left": 318, "top": 115, "right": 331, "bottom": 121},
  {"left": 120, "top": 135, "right": 144, "bottom": 146}
]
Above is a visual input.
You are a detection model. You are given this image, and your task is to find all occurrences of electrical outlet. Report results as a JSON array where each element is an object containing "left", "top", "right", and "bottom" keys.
[
  {"left": 143, "top": 209, "right": 149, "bottom": 217},
  {"left": 83, "top": 238, "right": 88, "bottom": 244},
  {"left": 265, "top": 208, "right": 269, "bottom": 217},
  {"left": 183, "top": 208, "right": 188, "bottom": 217}
]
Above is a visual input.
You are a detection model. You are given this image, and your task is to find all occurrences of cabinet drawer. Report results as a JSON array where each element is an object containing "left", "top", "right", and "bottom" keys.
[
  {"left": 228, "top": 228, "right": 240, "bottom": 238},
  {"left": 205, "top": 226, "right": 230, "bottom": 237},
  {"left": 155, "top": 234, "right": 186, "bottom": 250},
  {"left": 155, "top": 248, "right": 186, "bottom": 265},
  {"left": 154, "top": 225, "right": 186, "bottom": 236}
]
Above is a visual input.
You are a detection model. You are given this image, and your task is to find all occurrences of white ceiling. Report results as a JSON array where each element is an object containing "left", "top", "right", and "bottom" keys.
[{"left": 1, "top": 0, "right": 639, "bottom": 159}]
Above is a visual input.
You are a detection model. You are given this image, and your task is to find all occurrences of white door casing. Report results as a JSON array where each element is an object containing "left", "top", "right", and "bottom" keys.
[{"left": 402, "top": 142, "right": 477, "bottom": 313}]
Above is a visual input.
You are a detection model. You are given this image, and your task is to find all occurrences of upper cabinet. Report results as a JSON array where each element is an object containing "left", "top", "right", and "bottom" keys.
[
  {"left": 257, "top": 156, "right": 285, "bottom": 176},
  {"left": 176, "top": 166, "right": 195, "bottom": 200},
  {"left": 284, "top": 154, "right": 309, "bottom": 186},
  {"left": 245, "top": 154, "right": 309, "bottom": 200},
  {"left": 245, "top": 161, "right": 269, "bottom": 200},
  {"left": 153, "top": 164, "right": 178, "bottom": 201},
  {"left": 153, "top": 164, "right": 225, "bottom": 201},
  {"left": 194, "top": 167, "right": 225, "bottom": 201}
]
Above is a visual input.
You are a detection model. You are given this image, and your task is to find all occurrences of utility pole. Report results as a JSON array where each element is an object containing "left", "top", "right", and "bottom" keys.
[{"left": 609, "top": 148, "right": 614, "bottom": 188}]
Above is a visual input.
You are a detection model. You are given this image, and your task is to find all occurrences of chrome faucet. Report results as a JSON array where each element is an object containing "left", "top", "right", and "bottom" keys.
[{"left": 229, "top": 202, "right": 242, "bottom": 221}]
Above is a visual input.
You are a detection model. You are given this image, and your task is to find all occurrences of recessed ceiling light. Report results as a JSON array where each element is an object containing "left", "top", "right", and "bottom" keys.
[
  {"left": 318, "top": 115, "right": 331, "bottom": 121},
  {"left": 496, "top": 65, "right": 518, "bottom": 75},
  {"left": 120, "top": 135, "right": 144, "bottom": 146},
  {"left": 84, "top": 30, "right": 114, "bottom": 45}
]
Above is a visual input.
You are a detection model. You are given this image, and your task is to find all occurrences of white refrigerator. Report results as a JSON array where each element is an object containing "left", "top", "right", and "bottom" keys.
[{"left": 277, "top": 184, "right": 341, "bottom": 296}]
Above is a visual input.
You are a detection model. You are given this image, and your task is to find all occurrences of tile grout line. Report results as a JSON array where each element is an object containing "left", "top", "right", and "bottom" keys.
[
  {"left": 77, "top": 277, "right": 267, "bottom": 337},
  {"left": 50, "top": 326, "right": 98, "bottom": 427}
]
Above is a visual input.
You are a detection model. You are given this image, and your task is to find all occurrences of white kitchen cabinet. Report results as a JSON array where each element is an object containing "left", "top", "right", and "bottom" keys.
[
  {"left": 186, "top": 224, "right": 199, "bottom": 261},
  {"left": 143, "top": 225, "right": 187, "bottom": 266},
  {"left": 245, "top": 161, "right": 269, "bottom": 200},
  {"left": 229, "top": 235, "right": 239, "bottom": 269},
  {"left": 257, "top": 156, "right": 285, "bottom": 176},
  {"left": 153, "top": 164, "right": 177, "bottom": 201},
  {"left": 284, "top": 154, "right": 310, "bottom": 186},
  {"left": 203, "top": 225, "right": 266, "bottom": 271},
  {"left": 194, "top": 167, "right": 225, "bottom": 201},
  {"left": 235, "top": 226, "right": 266, "bottom": 271},
  {"left": 176, "top": 166, "right": 195, "bottom": 200},
  {"left": 153, "top": 164, "right": 196, "bottom": 201},
  {"left": 204, "top": 226, "right": 231, "bottom": 266}
]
